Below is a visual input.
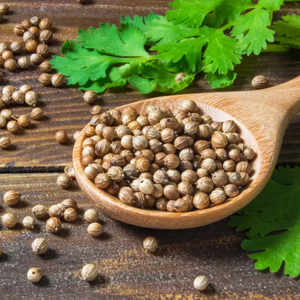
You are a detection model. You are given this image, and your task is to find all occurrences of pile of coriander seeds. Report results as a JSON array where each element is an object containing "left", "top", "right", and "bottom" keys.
[{"left": 80, "top": 99, "right": 255, "bottom": 212}]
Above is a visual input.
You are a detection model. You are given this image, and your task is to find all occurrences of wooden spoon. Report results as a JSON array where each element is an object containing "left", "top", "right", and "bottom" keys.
[{"left": 73, "top": 77, "right": 300, "bottom": 229}]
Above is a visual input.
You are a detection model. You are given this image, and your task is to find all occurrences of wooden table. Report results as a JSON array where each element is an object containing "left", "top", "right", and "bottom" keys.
[{"left": 1, "top": 1, "right": 300, "bottom": 299}]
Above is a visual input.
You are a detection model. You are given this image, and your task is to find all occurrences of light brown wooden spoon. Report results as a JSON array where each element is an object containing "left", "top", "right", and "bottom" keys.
[{"left": 73, "top": 76, "right": 300, "bottom": 229}]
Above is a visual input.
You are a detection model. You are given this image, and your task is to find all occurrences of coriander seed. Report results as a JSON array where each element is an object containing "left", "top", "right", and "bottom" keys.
[
  {"left": 4, "top": 190, "right": 20, "bottom": 206},
  {"left": 12, "top": 91, "right": 25, "bottom": 104},
  {"left": 55, "top": 130, "right": 68, "bottom": 143},
  {"left": 64, "top": 207, "right": 77, "bottom": 222},
  {"left": 0, "top": 137, "right": 11, "bottom": 149},
  {"left": 23, "top": 216, "right": 36, "bottom": 230},
  {"left": 39, "top": 61, "right": 52, "bottom": 72},
  {"left": 4, "top": 58, "right": 17, "bottom": 71},
  {"left": 32, "top": 204, "right": 47, "bottom": 218},
  {"left": 14, "top": 24, "right": 25, "bottom": 36},
  {"left": 81, "top": 264, "right": 98, "bottom": 281},
  {"left": 31, "top": 238, "right": 48, "bottom": 254},
  {"left": 57, "top": 173, "right": 71, "bottom": 188},
  {"left": 27, "top": 268, "right": 43, "bottom": 283},
  {"left": 2, "top": 50, "right": 13, "bottom": 60},
  {"left": 0, "top": 115, "right": 6, "bottom": 128},
  {"left": 30, "top": 16, "right": 40, "bottom": 26},
  {"left": 18, "top": 115, "right": 30, "bottom": 128},
  {"left": 143, "top": 236, "right": 159, "bottom": 253},
  {"left": 36, "top": 44, "right": 49, "bottom": 57},
  {"left": 60, "top": 198, "right": 77, "bottom": 211},
  {"left": 46, "top": 217, "right": 62, "bottom": 233},
  {"left": 25, "top": 40, "right": 38, "bottom": 52},
  {"left": 25, "top": 91, "right": 39, "bottom": 107},
  {"left": 87, "top": 222, "right": 103, "bottom": 237},
  {"left": 51, "top": 73, "right": 64, "bottom": 87},
  {"left": 20, "top": 84, "right": 32, "bottom": 94},
  {"left": 7, "top": 120, "right": 19, "bottom": 133},
  {"left": 91, "top": 105, "right": 102, "bottom": 115},
  {"left": 2, "top": 212, "right": 17, "bottom": 228},
  {"left": 31, "top": 107, "right": 43, "bottom": 120},
  {"left": 29, "top": 26, "right": 40, "bottom": 38},
  {"left": 21, "top": 19, "right": 32, "bottom": 30},
  {"left": 31, "top": 53, "right": 43, "bottom": 65},
  {"left": 84, "top": 90, "right": 97, "bottom": 104},
  {"left": 39, "top": 29, "right": 52, "bottom": 44},
  {"left": 84, "top": 209, "right": 98, "bottom": 223},
  {"left": 252, "top": 75, "right": 269, "bottom": 89},
  {"left": 193, "top": 192, "right": 210, "bottom": 209},
  {"left": 39, "top": 18, "right": 52, "bottom": 30},
  {"left": 39, "top": 73, "right": 52, "bottom": 85},
  {"left": 194, "top": 276, "right": 209, "bottom": 291},
  {"left": 49, "top": 204, "right": 65, "bottom": 218}
]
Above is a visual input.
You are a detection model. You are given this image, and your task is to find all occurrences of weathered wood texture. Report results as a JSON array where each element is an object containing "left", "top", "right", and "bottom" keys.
[
  {"left": 1, "top": 1, "right": 300, "bottom": 299},
  {"left": 0, "top": 1, "right": 300, "bottom": 170},
  {"left": 0, "top": 173, "right": 300, "bottom": 300}
]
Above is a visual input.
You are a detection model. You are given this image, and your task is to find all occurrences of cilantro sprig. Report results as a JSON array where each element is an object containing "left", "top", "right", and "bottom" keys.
[
  {"left": 228, "top": 166, "right": 300, "bottom": 278},
  {"left": 51, "top": 0, "right": 300, "bottom": 94}
]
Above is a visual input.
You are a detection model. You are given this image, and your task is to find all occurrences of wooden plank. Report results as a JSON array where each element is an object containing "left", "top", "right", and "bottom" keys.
[
  {"left": 1, "top": 1, "right": 300, "bottom": 171},
  {"left": 0, "top": 173, "right": 299, "bottom": 300}
]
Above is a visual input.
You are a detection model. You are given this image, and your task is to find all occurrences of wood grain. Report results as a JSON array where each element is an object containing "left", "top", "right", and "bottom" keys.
[
  {"left": 0, "top": 173, "right": 300, "bottom": 300},
  {"left": 1, "top": 1, "right": 300, "bottom": 299},
  {"left": 0, "top": 1, "right": 300, "bottom": 171}
]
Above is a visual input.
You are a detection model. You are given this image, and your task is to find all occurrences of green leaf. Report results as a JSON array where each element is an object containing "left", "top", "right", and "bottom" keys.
[
  {"left": 128, "top": 76, "right": 154, "bottom": 94},
  {"left": 228, "top": 166, "right": 300, "bottom": 277},
  {"left": 129, "top": 62, "right": 195, "bottom": 93},
  {"left": 205, "top": 0, "right": 254, "bottom": 27},
  {"left": 258, "top": 0, "right": 284, "bottom": 11},
  {"left": 274, "top": 14, "right": 300, "bottom": 48},
  {"left": 153, "top": 38, "right": 204, "bottom": 73},
  {"left": 121, "top": 14, "right": 201, "bottom": 46},
  {"left": 205, "top": 71, "right": 237, "bottom": 89},
  {"left": 51, "top": 40, "right": 127, "bottom": 85},
  {"left": 242, "top": 221, "right": 300, "bottom": 277},
  {"left": 154, "top": 27, "right": 241, "bottom": 75},
  {"left": 203, "top": 29, "right": 241, "bottom": 75},
  {"left": 231, "top": 7, "right": 275, "bottom": 55},
  {"left": 77, "top": 23, "right": 149, "bottom": 57},
  {"left": 166, "top": 0, "right": 223, "bottom": 27}
]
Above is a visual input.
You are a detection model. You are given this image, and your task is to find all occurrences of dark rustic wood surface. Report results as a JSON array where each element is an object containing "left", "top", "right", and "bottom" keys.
[{"left": 1, "top": 1, "right": 300, "bottom": 299}]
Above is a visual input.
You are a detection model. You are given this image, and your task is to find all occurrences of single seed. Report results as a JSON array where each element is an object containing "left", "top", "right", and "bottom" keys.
[
  {"left": 52, "top": 73, "right": 64, "bottom": 87},
  {"left": 31, "top": 238, "right": 48, "bottom": 254},
  {"left": 27, "top": 268, "right": 42, "bottom": 283},
  {"left": 81, "top": 264, "right": 98, "bottom": 281},
  {"left": 4, "top": 190, "right": 20, "bottom": 206},
  {"left": 23, "top": 216, "right": 36, "bottom": 230},
  {"left": 55, "top": 130, "right": 68, "bottom": 143},
  {"left": 143, "top": 236, "right": 159, "bottom": 253},
  {"left": 57, "top": 173, "right": 71, "bottom": 188},
  {"left": 39, "top": 73, "right": 52, "bottom": 85},
  {"left": 87, "top": 222, "right": 103, "bottom": 237}
]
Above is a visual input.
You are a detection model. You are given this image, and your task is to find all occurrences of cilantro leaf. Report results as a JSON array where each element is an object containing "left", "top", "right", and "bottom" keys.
[
  {"left": 121, "top": 14, "right": 201, "bottom": 46},
  {"left": 242, "top": 220, "right": 300, "bottom": 277},
  {"left": 154, "top": 27, "right": 241, "bottom": 75},
  {"left": 231, "top": 7, "right": 275, "bottom": 55},
  {"left": 129, "top": 62, "right": 195, "bottom": 93},
  {"left": 51, "top": 40, "right": 128, "bottom": 85},
  {"left": 258, "top": 0, "right": 284, "bottom": 11},
  {"left": 77, "top": 24, "right": 149, "bottom": 57},
  {"left": 205, "top": 71, "right": 237, "bottom": 89},
  {"left": 228, "top": 166, "right": 300, "bottom": 277},
  {"left": 166, "top": 0, "right": 223, "bottom": 27},
  {"left": 128, "top": 76, "right": 154, "bottom": 94},
  {"left": 202, "top": 29, "right": 241, "bottom": 75},
  {"left": 205, "top": 0, "right": 254, "bottom": 27},
  {"left": 274, "top": 15, "right": 300, "bottom": 48},
  {"left": 153, "top": 38, "right": 204, "bottom": 74}
]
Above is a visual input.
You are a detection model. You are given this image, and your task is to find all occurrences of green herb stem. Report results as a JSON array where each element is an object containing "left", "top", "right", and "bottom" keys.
[{"left": 261, "top": 44, "right": 290, "bottom": 53}]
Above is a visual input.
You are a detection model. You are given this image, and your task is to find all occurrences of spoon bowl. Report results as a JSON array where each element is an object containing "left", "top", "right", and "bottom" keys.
[{"left": 73, "top": 77, "right": 300, "bottom": 229}]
